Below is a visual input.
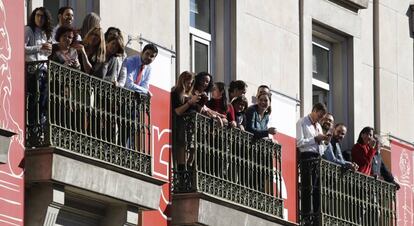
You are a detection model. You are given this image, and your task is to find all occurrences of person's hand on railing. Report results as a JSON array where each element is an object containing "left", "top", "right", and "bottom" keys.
[
  {"left": 229, "top": 120, "right": 237, "bottom": 128},
  {"left": 394, "top": 181, "right": 401, "bottom": 190},
  {"left": 268, "top": 127, "right": 277, "bottom": 135},
  {"left": 345, "top": 162, "right": 359, "bottom": 172}
]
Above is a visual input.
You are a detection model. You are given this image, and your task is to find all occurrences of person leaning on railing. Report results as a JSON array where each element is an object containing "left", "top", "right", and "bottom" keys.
[
  {"left": 230, "top": 95, "right": 248, "bottom": 131},
  {"left": 227, "top": 80, "right": 247, "bottom": 127},
  {"left": 75, "top": 27, "right": 106, "bottom": 76},
  {"left": 206, "top": 82, "right": 231, "bottom": 127},
  {"left": 171, "top": 71, "right": 200, "bottom": 169},
  {"left": 100, "top": 34, "right": 126, "bottom": 86},
  {"left": 49, "top": 26, "right": 81, "bottom": 69},
  {"left": 245, "top": 92, "right": 277, "bottom": 139},
  {"left": 320, "top": 114, "right": 358, "bottom": 171},
  {"left": 351, "top": 126, "right": 377, "bottom": 175},
  {"left": 371, "top": 136, "right": 400, "bottom": 190},
  {"left": 121, "top": 43, "right": 158, "bottom": 95}
]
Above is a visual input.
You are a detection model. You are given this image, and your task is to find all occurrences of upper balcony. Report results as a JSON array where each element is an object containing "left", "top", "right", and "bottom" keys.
[
  {"left": 299, "top": 158, "right": 397, "bottom": 226},
  {"left": 172, "top": 112, "right": 293, "bottom": 226},
  {"left": 25, "top": 61, "right": 164, "bottom": 221}
]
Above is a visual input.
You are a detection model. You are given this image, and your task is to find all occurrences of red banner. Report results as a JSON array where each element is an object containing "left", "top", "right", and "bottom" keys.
[
  {"left": 0, "top": 0, "right": 25, "bottom": 226},
  {"left": 391, "top": 139, "right": 414, "bottom": 226}
]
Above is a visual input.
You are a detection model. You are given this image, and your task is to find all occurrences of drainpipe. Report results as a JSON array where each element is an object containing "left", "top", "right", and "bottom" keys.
[
  {"left": 299, "top": 0, "right": 304, "bottom": 117},
  {"left": 373, "top": 0, "right": 380, "bottom": 132}
]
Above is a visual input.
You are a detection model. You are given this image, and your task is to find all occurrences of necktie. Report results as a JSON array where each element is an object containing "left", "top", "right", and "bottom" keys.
[{"left": 135, "top": 64, "right": 145, "bottom": 85}]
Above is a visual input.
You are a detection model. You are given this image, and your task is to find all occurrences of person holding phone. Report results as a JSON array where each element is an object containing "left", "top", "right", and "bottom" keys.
[{"left": 351, "top": 126, "right": 377, "bottom": 175}]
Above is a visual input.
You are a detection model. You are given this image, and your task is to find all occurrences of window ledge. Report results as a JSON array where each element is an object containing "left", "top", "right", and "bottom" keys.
[{"left": 330, "top": 0, "right": 369, "bottom": 11}]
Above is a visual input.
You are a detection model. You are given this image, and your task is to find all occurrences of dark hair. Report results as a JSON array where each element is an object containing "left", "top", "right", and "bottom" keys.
[
  {"left": 194, "top": 72, "right": 213, "bottom": 93},
  {"left": 357, "top": 126, "right": 374, "bottom": 144},
  {"left": 58, "top": 6, "right": 73, "bottom": 17},
  {"left": 228, "top": 80, "right": 247, "bottom": 95},
  {"left": 334, "top": 123, "right": 346, "bottom": 129},
  {"left": 104, "top": 27, "right": 122, "bottom": 41},
  {"left": 54, "top": 25, "right": 76, "bottom": 43},
  {"left": 143, "top": 43, "right": 158, "bottom": 55},
  {"left": 257, "top": 85, "right": 270, "bottom": 92},
  {"left": 106, "top": 35, "right": 125, "bottom": 57},
  {"left": 312, "top": 102, "right": 327, "bottom": 113},
  {"left": 211, "top": 82, "right": 228, "bottom": 112},
  {"left": 256, "top": 92, "right": 272, "bottom": 114},
  {"left": 231, "top": 95, "right": 248, "bottom": 113},
  {"left": 28, "top": 7, "right": 53, "bottom": 40}
]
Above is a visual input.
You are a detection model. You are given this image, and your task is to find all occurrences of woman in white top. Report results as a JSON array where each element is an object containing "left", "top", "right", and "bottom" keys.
[{"left": 25, "top": 7, "right": 53, "bottom": 62}]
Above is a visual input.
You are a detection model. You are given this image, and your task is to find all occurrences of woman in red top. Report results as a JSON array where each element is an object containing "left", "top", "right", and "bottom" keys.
[{"left": 351, "top": 127, "right": 377, "bottom": 175}]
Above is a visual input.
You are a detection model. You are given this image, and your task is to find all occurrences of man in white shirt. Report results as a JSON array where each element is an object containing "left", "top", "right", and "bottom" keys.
[
  {"left": 296, "top": 102, "right": 328, "bottom": 217},
  {"left": 296, "top": 102, "right": 329, "bottom": 158}
]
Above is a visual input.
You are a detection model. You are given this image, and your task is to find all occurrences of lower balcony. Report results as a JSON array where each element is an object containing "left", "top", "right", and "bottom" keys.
[
  {"left": 299, "top": 158, "right": 397, "bottom": 226},
  {"left": 25, "top": 61, "right": 164, "bottom": 225},
  {"left": 172, "top": 112, "right": 293, "bottom": 226}
]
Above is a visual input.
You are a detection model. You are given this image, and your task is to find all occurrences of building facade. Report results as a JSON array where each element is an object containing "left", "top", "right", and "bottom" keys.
[{"left": 0, "top": 0, "right": 410, "bottom": 225}]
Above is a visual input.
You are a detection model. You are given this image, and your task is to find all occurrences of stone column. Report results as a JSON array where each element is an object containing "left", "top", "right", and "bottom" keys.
[{"left": 25, "top": 183, "right": 65, "bottom": 226}]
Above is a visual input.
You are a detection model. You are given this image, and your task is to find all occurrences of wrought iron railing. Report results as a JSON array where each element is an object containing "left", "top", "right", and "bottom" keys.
[
  {"left": 25, "top": 61, "right": 151, "bottom": 175},
  {"left": 173, "top": 112, "right": 284, "bottom": 218},
  {"left": 299, "top": 158, "right": 397, "bottom": 226}
]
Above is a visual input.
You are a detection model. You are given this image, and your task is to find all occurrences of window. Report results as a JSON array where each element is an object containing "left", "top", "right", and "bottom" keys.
[
  {"left": 311, "top": 24, "right": 353, "bottom": 148},
  {"left": 312, "top": 38, "right": 332, "bottom": 109},
  {"left": 190, "top": 0, "right": 213, "bottom": 74}
]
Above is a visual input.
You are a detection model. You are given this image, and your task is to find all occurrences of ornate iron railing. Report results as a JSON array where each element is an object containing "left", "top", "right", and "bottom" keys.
[
  {"left": 299, "top": 158, "right": 397, "bottom": 226},
  {"left": 26, "top": 61, "right": 151, "bottom": 175},
  {"left": 173, "top": 112, "right": 284, "bottom": 218}
]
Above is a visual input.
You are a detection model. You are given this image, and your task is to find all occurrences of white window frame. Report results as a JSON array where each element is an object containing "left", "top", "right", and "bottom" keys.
[
  {"left": 189, "top": 0, "right": 214, "bottom": 74},
  {"left": 191, "top": 33, "right": 211, "bottom": 73}
]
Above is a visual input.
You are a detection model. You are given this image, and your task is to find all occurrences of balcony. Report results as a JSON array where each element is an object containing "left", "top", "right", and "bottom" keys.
[
  {"left": 25, "top": 61, "right": 164, "bottom": 225},
  {"left": 172, "top": 112, "right": 291, "bottom": 226},
  {"left": 299, "top": 158, "right": 397, "bottom": 226}
]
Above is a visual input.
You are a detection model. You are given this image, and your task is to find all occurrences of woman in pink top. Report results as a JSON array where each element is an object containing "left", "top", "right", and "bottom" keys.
[{"left": 351, "top": 126, "right": 377, "bottom": 175}]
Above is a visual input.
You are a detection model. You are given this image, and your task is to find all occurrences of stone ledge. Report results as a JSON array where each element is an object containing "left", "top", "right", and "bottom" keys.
[
  {"left": 26, "top": 148, "right": 165, "bottom": 210},
  {"left": 171, "top": 193, "right": 297, "bottom": 226}
]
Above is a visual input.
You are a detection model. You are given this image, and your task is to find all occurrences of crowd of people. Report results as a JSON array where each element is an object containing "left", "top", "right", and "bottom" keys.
[
  {"left": 297, "top": 103, "right": 400, "bottom": 189},
  {"left": 25, "top": 6, "right": 157, "bottom": 95},
  {"left": 25, "top": 6, "right": 399, "bottom": 191},
  {"left": 171, "top": 71, "right": 277, "bottom": 169}
]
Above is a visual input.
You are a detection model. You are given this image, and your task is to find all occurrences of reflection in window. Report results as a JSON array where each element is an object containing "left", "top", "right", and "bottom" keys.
[
  {"left": 194, "top": 40, "right": 209, "bottom": 73},
  {"left": 190, "top": 0, "right": 210, "bottom": 34}
]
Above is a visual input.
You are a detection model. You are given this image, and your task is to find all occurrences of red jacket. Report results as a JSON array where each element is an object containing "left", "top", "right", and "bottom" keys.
[{"left": 351, "top": 143, "right": 376, "bottom": 175}]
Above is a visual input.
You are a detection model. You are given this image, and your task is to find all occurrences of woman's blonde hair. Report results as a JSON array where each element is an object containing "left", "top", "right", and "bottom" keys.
[{"left": 84, "top": 27, "right": 106, "bottom": 64}]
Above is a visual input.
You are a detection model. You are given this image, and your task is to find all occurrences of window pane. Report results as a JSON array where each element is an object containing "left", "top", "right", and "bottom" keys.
[
  {"left": 190, "top": 0, "right": 210, "bottom": 33},
  {"left": 312, "top": 85, "right": 329, "bottom": 107},
  {"left": 312, "top": 44, "right": 329, "bottom": 83},
  {"left": 194, "top": 40, "right": 209, "bottom": 73}
]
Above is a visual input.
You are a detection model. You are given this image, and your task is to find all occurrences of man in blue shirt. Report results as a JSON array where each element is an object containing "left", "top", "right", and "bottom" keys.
[
  {"left": 322, "top": 120, "right": 358, "bottom": 171},
  {"left": 122, "top": 43, "right": 158, "bottom": 94}
]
